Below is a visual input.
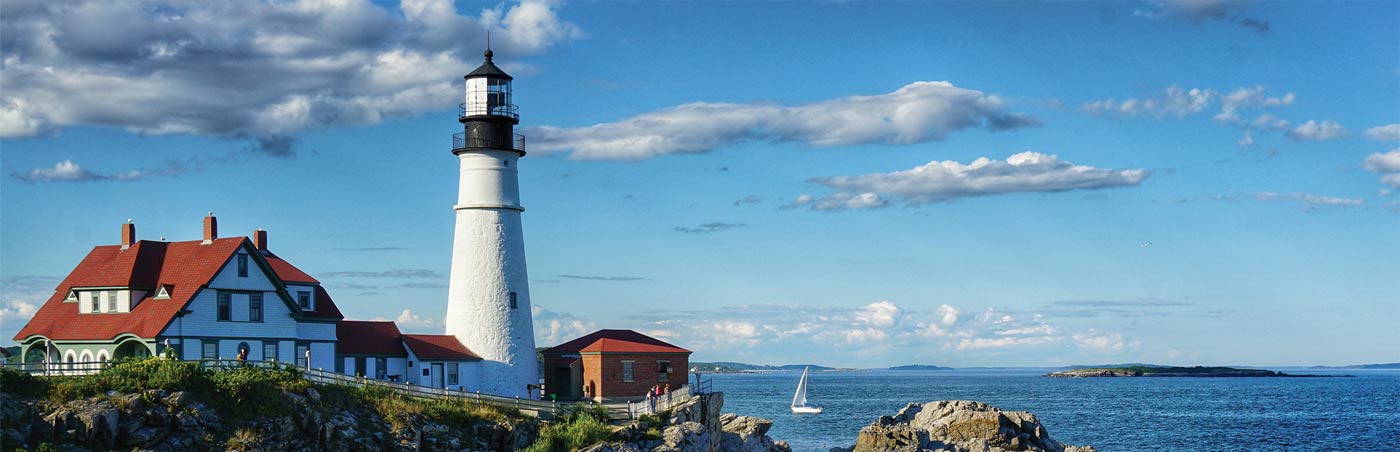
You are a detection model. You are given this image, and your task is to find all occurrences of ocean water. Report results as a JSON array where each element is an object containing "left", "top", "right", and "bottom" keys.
[{"left": 704, "top": 369, "right": 1400, "bottom": 452}]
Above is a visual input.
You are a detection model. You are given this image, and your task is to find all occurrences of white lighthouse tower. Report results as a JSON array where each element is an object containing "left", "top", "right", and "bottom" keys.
[{"left": 444, "top": 49, "right": 537, "bottom": 398}]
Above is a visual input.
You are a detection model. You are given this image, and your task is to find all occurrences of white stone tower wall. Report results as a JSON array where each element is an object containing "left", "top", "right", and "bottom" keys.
[{"left": 445, "top": 149, "right": 538, "bottom": 398}]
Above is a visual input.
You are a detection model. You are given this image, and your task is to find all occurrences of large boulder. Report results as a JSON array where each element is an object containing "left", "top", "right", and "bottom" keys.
[{"left": 838, "top": 401, "right": 1096, "bottom": 452}]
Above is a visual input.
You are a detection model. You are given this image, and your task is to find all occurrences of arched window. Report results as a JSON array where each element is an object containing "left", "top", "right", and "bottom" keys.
[{"left": 237, "top": 342, "right": 250, "bottom": 360}]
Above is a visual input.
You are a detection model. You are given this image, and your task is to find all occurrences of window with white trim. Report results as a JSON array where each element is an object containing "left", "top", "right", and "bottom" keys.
[
  {"left": 658, "top": 360, "right": 671, "bottom": 382},
  {"left": 264, "top": 342, "right": 278, "bottom": 362},
  {"left": 249, "top": 293, "right": 263, "bottom": 322},
  {"left": 107, "top": 291, "right": 117, "bottom": 312},
  {"left": 202, "top": 342, "right": 217, "bottom": 360},
  {"left": 447, "top": 363, "right": 459, "bottom": 385},
  {"left": 297, "top": 291, "right": 310, "bottom": 309},
  {"left": 89, "top": 293, "right": 99, "bottom": 313}
]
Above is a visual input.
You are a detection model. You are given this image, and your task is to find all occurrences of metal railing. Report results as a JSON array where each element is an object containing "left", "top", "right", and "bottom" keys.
[
  {"left": 459, "top": 102, "right": 518, "bottom": 120},
  {"left": 452, "top": 131, "right": 525, "bottom": 153},
  {"left": 626, "top": 385, "right": 696, "bottom": 417}
]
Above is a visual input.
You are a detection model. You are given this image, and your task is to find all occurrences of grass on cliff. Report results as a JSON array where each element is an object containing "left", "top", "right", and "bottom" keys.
[
  {"left": 0, "top": 359, "right": 519, "bottom": 429},
  {"left": 522, "top": 403, "right": 613, "bottom": 452}
]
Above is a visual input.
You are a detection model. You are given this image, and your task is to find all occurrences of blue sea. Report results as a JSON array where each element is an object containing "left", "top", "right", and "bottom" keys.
[{"left": 705, "top": 369, "right": 1400, "bottom": 452}]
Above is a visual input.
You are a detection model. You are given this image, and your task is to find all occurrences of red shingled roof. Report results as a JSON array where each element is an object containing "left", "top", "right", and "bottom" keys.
[
  {"left": 15, "top": 238, "right": 243, "bottom": 341},
  {"left": 265, "top": 252, "right": 318, "bottom": 284},
  {"left": 542, "top": 329, "right": 691, "bottom": 355},
  {"left": 14, "top": 236, "right": 346, "bottom": 342},
  {"left": 402, "top": 334, "right": 481, "bottom": 360},
  {"left": 336, "top": 321, "right": 407, "bottom": 356}
]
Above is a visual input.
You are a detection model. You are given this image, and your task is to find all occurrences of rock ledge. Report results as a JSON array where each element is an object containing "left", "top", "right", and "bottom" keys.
[{"left": 831, "top": 400, "right": 1095, "bottom": 452}]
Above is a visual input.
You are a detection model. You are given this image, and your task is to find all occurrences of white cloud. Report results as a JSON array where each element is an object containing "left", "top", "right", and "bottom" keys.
[
  {"left": 392, "top": 309, "right": 439, "bottom": 333},
  {"left": 532, "top": 305, "right": 596, "bottom": 347},
  {"left": 0, "top": 0, "right": 580, "bottom": 148},
  {"left": 1255, "top": 191, "right": 1363, "bottom": 209},
  {"left": 1, "top": 276, "right": 61, "bottom": 342},
  {"left": 854, "top": 301, "right": 901, "bottom": 328},
  {"left": 1215, "top": 86, "right": 1295, "bottom": 124},
  {"left": 526, "top": 81, "right": 1040, "bottom": 160},
  {"left": 1072, "top": 330, "right": 1140, "bottom": 353},
  {"left": 1365, "top": 124, "right": 1400, "bottom": 142},
  {"left": 938, "top": 304, "right": 960, "bottom": 326},
  {"left": 794, "top": 152, "right": 1148, "bottom": 210},
  {"left": 1287, "top": 120, "right": 1347, "bottom": 142},
  {"left": 1364, "top": 149, "right": 1400, "bottom": 190},
  {"left": 1081, "top": 86, "right": 1215, "bottom": 118},
  {"left": 956, "top": 335, "right": 1057, "bottom": 351},
  {"left": 11, "top": 160, "right": 142, "bottom": 183}
]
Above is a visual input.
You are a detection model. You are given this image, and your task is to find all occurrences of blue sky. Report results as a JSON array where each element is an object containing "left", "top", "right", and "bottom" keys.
[{"left": 2, "top": 0, "right": 1397, "bottom": 367}]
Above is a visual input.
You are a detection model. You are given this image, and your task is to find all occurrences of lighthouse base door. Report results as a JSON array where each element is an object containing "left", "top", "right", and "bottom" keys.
[{"left": 431, "top": 363, "right": 444, "bottom": 388}]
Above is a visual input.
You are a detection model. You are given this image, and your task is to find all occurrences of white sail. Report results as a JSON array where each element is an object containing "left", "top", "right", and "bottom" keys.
[{"left": 792, "top": 367, "right": 809, "bottom": 407}]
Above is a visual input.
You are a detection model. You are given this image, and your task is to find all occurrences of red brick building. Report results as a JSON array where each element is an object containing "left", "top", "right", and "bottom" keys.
[{"left": 540, "top": 330, "right": 690, "bottom": 402}]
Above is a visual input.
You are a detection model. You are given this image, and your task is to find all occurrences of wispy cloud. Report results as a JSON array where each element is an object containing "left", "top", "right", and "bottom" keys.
[
  {"left": 11, "top": 160, "right": 142, "bottom": 183},
  {"left": 526, "top": 81, "right": 1039, "bottom": 160},
  {"left": 1286, "top": 120, "right": 1347, "bottom": 142},
  {"left": 1364, "top": 124, "right": 1400, "bottom": 142},
  {"left": 732, "top": 195, "right": 763, "bottom": 206},
  {"left": 1, "top": 276, "right": 60, "bottom": 342},
  {"left": 320, "top": 269, "right": 442, "bottom": 278},
  {"left": 673, "top": 222, "right": 745, "bottom": 234},
  {"left": 0, "top": 0, "right": 582, "bottom": 154},
  {"left": 1134, "top": 0, "right": 1271, "bottom": 32},
  {"left": 789, "top": 152, "right": 1148, "bottom": 211},
  {"left": 557, "top": 274, "right": 650, "bottom": 282},
  {"left": 1255, "top": 191, "right": 1363, "bottom": 210},
  {"left": 333, "top": 247, "right": 409, "bottom": 252}
]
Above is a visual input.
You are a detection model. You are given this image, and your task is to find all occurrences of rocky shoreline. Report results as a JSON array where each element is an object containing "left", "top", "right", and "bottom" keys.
[
  {"left": 829, "top": 401, "right": 1096, "bottom": 452},
  {"left": 1044, "top": 366, "right": 1346, "bottom": 378}
]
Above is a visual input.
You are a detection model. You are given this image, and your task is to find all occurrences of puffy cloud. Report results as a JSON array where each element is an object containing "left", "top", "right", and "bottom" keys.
[
  {"left": 673, "top": 222, "right": 745, "bottom": 234},
  {"left": 1072, "top": 329, "right": 1141, "bottom": 353},
  {"left": 526, "top": 81, "right": 1040, "bottom": 160},
  {"left": 1286, "top": 120, "right": 1347, "bottom": 142},
  {"left": 1081, "top": 86, "right": 1215, "bottom": 118},
  {"left": 1215, "top": 86, "right": 1295, "bottom": 124},
  {"left": 1, "top": 276, "right": 57, "bottom": 343},
  {"left": 1363, "top": 149, "right": 1400, "bottom": 190},
  {"left": 793, "top": 152, "right": 1148, "bottom": 210},
  {"left": 11, "top": 160, "right": 142, "bottom": 183},
  {"left": 1255, "top": 191, "right": 1363, "bottom": 209},
  {"left": 854, "top": 301, "right": 901, "bottom": 328},
  {"left": 1364, "top": 124, "right": 1400, "bottom": 142},
  {"left": 391, "top": 309, "right": 438, "bottom": 333},
  {"left": 0, "top": 0, "right": 580, "bottom": 151},
  {"left": 937, "top": 304, "right": 960, "bottom": 326},
  {"left": 533, "top": 305, "right": 596, "bottom": 347}
]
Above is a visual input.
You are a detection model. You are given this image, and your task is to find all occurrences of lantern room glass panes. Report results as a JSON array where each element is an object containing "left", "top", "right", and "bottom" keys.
[{"left": 464, "top": 77, "right": 515, "bottom": 118}]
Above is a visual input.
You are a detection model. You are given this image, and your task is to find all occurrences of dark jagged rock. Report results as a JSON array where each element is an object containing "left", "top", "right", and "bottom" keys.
[{"left": 831, "top": 400, "right": 1096, "bottom": 452}]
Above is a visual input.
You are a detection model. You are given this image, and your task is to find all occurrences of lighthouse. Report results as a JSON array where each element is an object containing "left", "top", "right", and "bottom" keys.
[{"left": 444, "top": 49, "right": 538, "bottom": 398}]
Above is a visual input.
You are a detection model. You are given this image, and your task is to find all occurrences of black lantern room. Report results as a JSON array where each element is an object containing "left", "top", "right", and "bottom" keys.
[{"left": 455, "top": 49, "right": 524, "bottom": 155}]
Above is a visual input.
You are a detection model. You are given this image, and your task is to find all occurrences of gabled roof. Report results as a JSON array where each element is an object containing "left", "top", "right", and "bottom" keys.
[
  {"left": 336, "top": 321, "right": 407, "bottom": 356},
  {"left": 15, "top": 238, "right": 243, "bottom": 341},
  {"left": 265, "top": 252, "right": 318, "bottom": 284},
  {"left": 542, "top": 329, "right": 691, "bottom": 355},
  {"left": 403, "top": 334, "right": 481, "bottom": 361},
  {"left": 14, "top": 236, "right": 347, "bottom": 341}
]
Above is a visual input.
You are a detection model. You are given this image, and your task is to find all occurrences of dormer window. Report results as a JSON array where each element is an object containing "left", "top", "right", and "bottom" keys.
[
  {"left": 66, "top": 290, "right": 77, "bottom": 301},
  {"left": 89, "top": 293, "right": 99, "bottom": 312},
  {"left": 237, "top": 254, "right": 249, "bottom": 277},
  {"left": 155, "top": 285, "right": 171, "bottom": 299},
  {"left": 106, "top": 291, "right": 117, "bottom": 312},
  {"left": 297, "top": 291, "right": 310, "bottom": 309}
]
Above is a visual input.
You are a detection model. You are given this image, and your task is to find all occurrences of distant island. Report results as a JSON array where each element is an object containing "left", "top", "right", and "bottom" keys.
[
  {"left": 1046, "top": 365, "right": 1344, "bottom": 378},
  {"left": 888, "top": 365, "right": 954, "bottom": 371},
  {"left": 690, "top": 362, "right": 838, "bottom": 373},
  {"left": 1307, "top": 363, "right": 1400, "bottom": 370}
]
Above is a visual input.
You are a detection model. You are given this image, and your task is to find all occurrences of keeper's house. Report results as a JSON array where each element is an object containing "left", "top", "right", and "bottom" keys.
[
  {"left": 12, "top": 215, "right": 481, "bottom": 392},
  {"left": 540, "top": 329, "right": 690, "bottom": 402}
]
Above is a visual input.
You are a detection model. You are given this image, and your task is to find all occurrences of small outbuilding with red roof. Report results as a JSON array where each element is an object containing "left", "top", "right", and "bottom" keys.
[{"left": 540, "top": 329, "right": 691, "bottom": 402}]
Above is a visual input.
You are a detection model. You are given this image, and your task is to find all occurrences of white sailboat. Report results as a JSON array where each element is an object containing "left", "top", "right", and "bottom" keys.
[{"left": 790, "top": 366, "right": 824, "bottom": 414}]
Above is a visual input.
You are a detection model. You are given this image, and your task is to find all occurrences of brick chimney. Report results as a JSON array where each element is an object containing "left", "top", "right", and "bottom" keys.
[
  {"left": 202, "top": 212, "right": 218, "bottom": 245},
  {"left": 120, "top": 219, "right": 135, "bottom": 250},
  {"left": 253, "top": 228, "right": 268, "bottom": 252}
]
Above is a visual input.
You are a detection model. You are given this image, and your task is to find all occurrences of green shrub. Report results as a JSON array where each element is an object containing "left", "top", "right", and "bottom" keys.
[
  {"left": 0, "top": 366, "right": 47, "bottom": 398},
  {"left": 524, "top": 406, "right": 613, "bottom": 452}
]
